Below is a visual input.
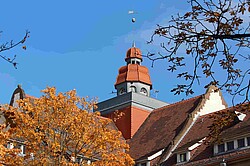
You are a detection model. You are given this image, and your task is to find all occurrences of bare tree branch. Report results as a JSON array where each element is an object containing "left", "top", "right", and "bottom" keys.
[
  {"left": 147, "top": 0, "right": 250, "bottom": 104},
  {"left": 0, "top": 30, "right": 30, "bottom": 68}
]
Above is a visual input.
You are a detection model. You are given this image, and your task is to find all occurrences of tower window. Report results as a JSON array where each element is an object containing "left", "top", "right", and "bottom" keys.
[
  {"left": 119, "top": 88, "right": 126, "bottom": 95},
  {"left": 130, "top": 86, "right": 136, "bottom": 92},
  {"left": 140, "top": 88, "right": 148, "bottom": 96}
]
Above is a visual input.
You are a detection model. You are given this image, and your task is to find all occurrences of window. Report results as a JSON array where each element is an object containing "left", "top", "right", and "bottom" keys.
[
  {"left": 238, "top": 138, "right": 245, "bottom": 148},
  {"left": 247, "top": 137, "right": 250, "bottom": 146},
  {"left": 136, "top": 61, "right": 140, "bottom": 65},
  {"left": 22, "top": 145, "right": 26, "bottom": 155},
  {"left": 140, "top": 88, "right": 148, "bottom": 96},
  {"left": 7, "top": 142, "right": 14, "bottom": 149},
  {"left": 130, "top": 86, "right": 136, "bottom": 92},
  {"left": 218, "top": 144, "right": 225, "bottom": 153},
  {"left": 141, "top": 163, "right": 146, "bottom": 166},
  {"left": 119, "top": 88, "right": 126, "bottom": 95},
  {"left": 180, "top": 153, "right": 187, "bottom": 162},
  {"left": 227, "top": 141, "right": 234, "bottom": 151}
]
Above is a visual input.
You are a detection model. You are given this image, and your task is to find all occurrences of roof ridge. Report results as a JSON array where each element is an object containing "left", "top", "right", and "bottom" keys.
[{"left": 153, "top": 95, "right": 203, "bottom": 113}]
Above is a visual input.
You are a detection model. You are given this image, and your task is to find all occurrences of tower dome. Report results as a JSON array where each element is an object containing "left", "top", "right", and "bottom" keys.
[
  {"left": 115, "top": 45, "right": 152, "bottom": 96},
  {"left": 125, "top": 47, "right": 142, "bottom": 62}
]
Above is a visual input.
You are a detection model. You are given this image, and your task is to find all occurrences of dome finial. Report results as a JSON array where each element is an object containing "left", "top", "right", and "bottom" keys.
[{"left": 132, "top": 41, "right": 136, "bottom": 48}]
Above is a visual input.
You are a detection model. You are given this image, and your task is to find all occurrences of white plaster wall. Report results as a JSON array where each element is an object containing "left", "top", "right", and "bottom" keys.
[
  {"left": 199, "top": 91, "right": 226, "bottom": 116},
  {"left": 116, "top": 82, "right": 151, "bottom": 96}
]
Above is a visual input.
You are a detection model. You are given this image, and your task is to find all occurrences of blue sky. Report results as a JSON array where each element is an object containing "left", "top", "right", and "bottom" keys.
[{"left": 0, "top": 0, "right": 235, "bottom": 104}]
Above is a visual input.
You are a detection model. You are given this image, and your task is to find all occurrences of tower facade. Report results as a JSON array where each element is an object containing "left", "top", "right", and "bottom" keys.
[{"left": 97, "top": 45, "right": 167, "bottom": 139}]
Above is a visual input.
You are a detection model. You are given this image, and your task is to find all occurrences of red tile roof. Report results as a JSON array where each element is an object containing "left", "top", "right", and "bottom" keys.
[
  {"left": 162, "top": 104, "right": 250, "bottom": 166},
  {"left": 128, "top": 95, "right": 203, "bottom": 161},
  {"left": 115, "top": 64, "right": 152, "bottom": 87},
  {"left": 125, "top": 47, "right": 142, "bottom": 61}
]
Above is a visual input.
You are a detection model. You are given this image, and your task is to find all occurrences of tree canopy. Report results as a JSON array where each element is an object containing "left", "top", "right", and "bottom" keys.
[
  {"left": 148, "top": 0, "right": 250, "bottom": 105},
  {"left": 0, "top": 87, "right": 134, "bottom": 166}
]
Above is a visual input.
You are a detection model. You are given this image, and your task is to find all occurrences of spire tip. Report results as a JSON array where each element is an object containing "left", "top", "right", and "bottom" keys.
[{"left": 132, "top": 41, "right": 136, "bottom": 48}]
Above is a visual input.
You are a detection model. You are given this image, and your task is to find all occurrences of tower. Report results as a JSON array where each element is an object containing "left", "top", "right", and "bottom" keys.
[
  {"left": 115, "top": 43, "right": 152, "bottom": 97},
  {"left": 97, "top": 44, "right": 167, "bottom": 139}
]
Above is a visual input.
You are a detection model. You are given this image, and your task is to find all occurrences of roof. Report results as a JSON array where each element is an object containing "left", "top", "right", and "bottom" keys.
[
  {"left": 125, "top": 47, "right": 142, "bottom": 61},
  {"left": 162, "top": 104, "right": 250, "bottom": 166},
  {"left": 9, "top": 85, "right": 26, "bottom": 106},
  {"left": 115, "top": 64, "right": 152, "bottom": 87},
  {"left": 181, "top": 148, "right": 250, "bottom": 166},
  {"left": 221, "top": 108, "right": 250, "bottom": 139},
  {"left": 128, "top": 95, "right": 203, "bottom": 161}
]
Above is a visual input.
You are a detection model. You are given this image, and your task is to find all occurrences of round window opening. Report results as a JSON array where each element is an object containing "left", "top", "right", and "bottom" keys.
[
  {"left": 140, "top": 88, "right": 148, "bottom": 96},
  {"left": 119, "top": 88, "right": 126, "bottom": 95}
]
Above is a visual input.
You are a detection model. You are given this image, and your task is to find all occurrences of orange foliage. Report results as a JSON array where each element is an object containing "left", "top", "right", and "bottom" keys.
[{"left": 0, "top": 87, "right": 134, "bottom": 166}]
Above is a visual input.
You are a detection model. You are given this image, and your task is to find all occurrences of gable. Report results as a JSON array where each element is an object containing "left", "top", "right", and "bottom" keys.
[{"left": 199, "top": 86, "right": 227, "bottom": 116}]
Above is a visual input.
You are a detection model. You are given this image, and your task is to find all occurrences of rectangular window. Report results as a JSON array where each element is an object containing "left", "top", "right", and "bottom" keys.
[
  {"left": 218, "top": 144, "right": 225, "bottom": 153},
  {"left": 180, "top": 153, "right": 187, "bottom": 162},
  {"left": 227, "top": 141, "right": 234, "bottom": 151},
  {"left": 141, "top": 163, "right": 146, "bottom": 166},
  {"left": 238, "top": 138, "right": 245, "bottom": 148},
  {"left": 7, "top": 142, "right": 14, "bottom": 149},
  {"left": 247, "top": 137, "right": 250, "bottom": 146}
]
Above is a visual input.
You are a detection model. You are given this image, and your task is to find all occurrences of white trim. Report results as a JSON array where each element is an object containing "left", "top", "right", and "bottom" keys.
[
  {"left": 235, "top": 111, "right": 246, "bottom": 121},
  {"left": 163, "top": 113, "right": 200, "bottom": 161},
  {"left": 188, "top": 138, "right": 205, "bottom": 151},
  {"left": 147, "top": 149, "right": 164, "bottom": 161},
  {"left": 186, "top": 151, "right": 191, "bottom": 161}
]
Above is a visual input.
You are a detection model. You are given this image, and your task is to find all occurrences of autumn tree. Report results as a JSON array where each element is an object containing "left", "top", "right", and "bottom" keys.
[
  {"left": 147, "top": 0, "right": 250, "bottom": 141},
  {"left": 0, "top": 87, "right": 134, "bottom": 166},
  {"left": 0, "top": 30, "right": 29, "bottom": 68},
  {"left": 148, "top": 0, "right": 250, "bottom": 104}
]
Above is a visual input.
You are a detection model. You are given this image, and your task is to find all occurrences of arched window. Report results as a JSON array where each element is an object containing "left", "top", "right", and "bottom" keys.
[
  {"left": 130, "top": 86, "right": 137, "bottom": 92},
  {"left": 140, "top": 88, "right": 148, "bottom": 96},
  {"left": 119, "top": 88, "right": 126, "bottom": 95}
]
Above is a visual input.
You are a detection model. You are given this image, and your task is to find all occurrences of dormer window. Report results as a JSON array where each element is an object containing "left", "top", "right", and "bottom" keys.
[
  {"left": 177, "top": 152, "right": 190, "bottom": 163},
  {"left": 218, "top": 144, "right": 225, "bottom": 153},
  {"left": 215, "top": 136, "right": 250, "bottom": 155},
  {"left": 226, "top": 141, "right": 234, "bottom": 151},
  {"left": 180, "top": 153, "right": 186, "bottom": 162},
  {"left": 237, "top": 138, "right": 245, "bottom": 148}
]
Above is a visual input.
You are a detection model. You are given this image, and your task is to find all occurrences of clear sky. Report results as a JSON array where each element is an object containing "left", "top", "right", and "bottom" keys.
[{"left": 0, "top": 0, "right": 234, "bottom": 105}]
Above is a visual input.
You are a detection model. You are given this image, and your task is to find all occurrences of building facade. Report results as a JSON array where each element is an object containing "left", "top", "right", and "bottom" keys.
[{"left": 97, "top": 45, "right": 250, "bottom": 166}]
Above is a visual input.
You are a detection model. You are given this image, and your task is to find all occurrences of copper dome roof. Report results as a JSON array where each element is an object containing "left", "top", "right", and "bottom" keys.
[
  {"left": 115, "top": 64, "right": 152, "bottom": 87},
  {"left": 125, "top": 47, "right": 142, "bottom": 61}
]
